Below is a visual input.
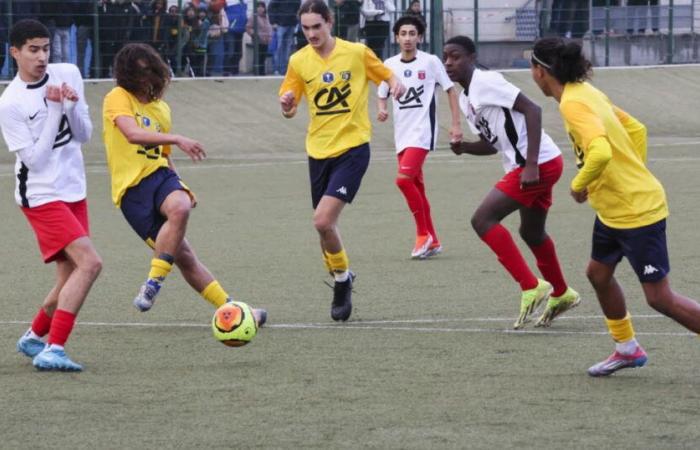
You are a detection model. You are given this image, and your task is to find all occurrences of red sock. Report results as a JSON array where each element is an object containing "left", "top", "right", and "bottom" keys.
[
  {"left": 481, "top": 224, "right": 538, "bottom": 290},
  {"left": 31, "top": 307, "right": 53, "bottom": 337},
  {"left": 529, "top": 237, "right": 568, "bottom": 297},
  {"left": 396, "top": 176, "right": 428, "bottom": 236},
  {"left": 48, "top": 309, "right": 77, "bottom": 347},
  {"left": 415, "top": 175, "right": 438, "bottom": 242}
]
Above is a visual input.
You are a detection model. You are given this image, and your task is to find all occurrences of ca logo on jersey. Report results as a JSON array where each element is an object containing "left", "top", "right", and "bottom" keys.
[
  {"left": 476, "top": 116, "right": 498, "bottom": 145},
  {"left": 397, "top": 85, "right": 424, "bottom": 110},
  {"left": 314, "top": 83, "right": 351, "bottom": 116},
  {"left": 52, "top": 115, "right": 73, "bottom": 149}
]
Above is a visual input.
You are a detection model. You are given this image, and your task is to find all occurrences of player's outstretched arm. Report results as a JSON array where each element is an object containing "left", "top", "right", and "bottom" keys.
[
  {"left": 279, "top": 91, "right": 297, "bottom": 118},
  {"left": 62, "top": 82, "right": 92, "bottom": 144},
  {"left": 450, "top": 136, "right": 497, "bottom": 156},
  {"left": 114, "top": 116, "right": 206, "bottom": 161}
]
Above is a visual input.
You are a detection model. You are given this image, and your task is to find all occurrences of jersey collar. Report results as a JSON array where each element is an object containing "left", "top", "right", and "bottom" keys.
[{"left": 26, "top": 73, "right": 49, "bottom": 90}]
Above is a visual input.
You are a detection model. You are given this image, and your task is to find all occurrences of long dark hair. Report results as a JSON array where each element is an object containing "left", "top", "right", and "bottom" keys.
[
  {"left": 298, "top": 0, "right": 332, "bottom": 22},
  {"left": 532, "top": 37, "right": 592, "bottom": 84},
  {"left": 113, "top": 43, "right": 171, "bottom": 102}
]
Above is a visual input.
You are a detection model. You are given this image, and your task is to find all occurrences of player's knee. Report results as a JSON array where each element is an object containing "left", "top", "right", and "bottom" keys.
[
  {"left": 471, "top": 213, "right": 491, "bottom": 237},
  {"left": 395, "top": 173, "right": 415, "bottom": 188},
  {"left": 167, "top": 202, "right": 191, "bottom": 224},
  {"left": 519, "top": 226, "right": 545, "bottom": 246},
  {"left": 313, "top": 214, "right": 334, "bottom": 234},
  {"left": 79, "top": 252, "right": 103, "bottom": 279},
  {"left": 644, "top": 285, "right": 672, "bottom": 314},
  {"left": 585, "top": 265, "right": 607, "bottom": 288}
]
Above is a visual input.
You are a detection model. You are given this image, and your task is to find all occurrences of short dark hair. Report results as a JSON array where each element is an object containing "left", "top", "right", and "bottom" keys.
[
  {"left": 9, "top": 19, "right": 50, "bottom": 49},
  {"left": 532, "top": 37, "right": 592, "bottom": 84},
  {"left": 393, "top": 16, "right": 425, "bottom": 36},
  {"left": 298, "top": 0, "right": 332, "bottom": 22},
  {"left": 444, "top": 35, "right": 476, "bottom": 55},
  {"left": 113, "top": 43, "right": 171, "bottom": 102}
]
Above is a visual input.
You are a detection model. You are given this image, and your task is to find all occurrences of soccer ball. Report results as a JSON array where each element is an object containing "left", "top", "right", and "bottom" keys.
[{"left": 212, "top": 301, "right": 258, "bottom": 347}]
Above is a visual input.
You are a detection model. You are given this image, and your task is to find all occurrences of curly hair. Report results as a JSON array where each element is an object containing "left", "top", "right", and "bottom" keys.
[
  {"left": 113, "top": 43, "right": 171, "bottom": 102},
  {"left": 532, "top": 37, "right": 592, "bottom": 84}
]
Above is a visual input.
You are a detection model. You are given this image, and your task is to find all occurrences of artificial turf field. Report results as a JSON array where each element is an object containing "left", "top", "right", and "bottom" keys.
[{"left": 1, "top": 66, "right": 699, "bottom": 449}]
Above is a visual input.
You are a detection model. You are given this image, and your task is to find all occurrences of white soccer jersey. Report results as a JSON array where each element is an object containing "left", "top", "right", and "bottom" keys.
[
  {"left": 378, "top": 50, "right": 453, "bottom": 153},
  {"left": 0, "top": 64, "right": 91, "bottom": 208},
  {"left": 459, "top": 69, "right": 560, "bottom": 173}
]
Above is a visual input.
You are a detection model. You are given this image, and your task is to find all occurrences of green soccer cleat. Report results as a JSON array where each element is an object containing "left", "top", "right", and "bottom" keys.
[
  {"left": 535, "top": 287, "right": 581, "bottom": 328},
  {"left": 513, "top": 279, "right": 553, "bottom": 330}
]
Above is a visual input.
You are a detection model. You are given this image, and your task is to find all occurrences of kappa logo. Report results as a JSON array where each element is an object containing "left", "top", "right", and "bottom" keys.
[
  {"left": 336, "top": 186, "right": 348, "bottom": 195},
  {"left": 397, "top": 85, "right": 424, "bottom": 110},
  {"left": 643, "top": 265, "right": 659, "bottom": 275}
]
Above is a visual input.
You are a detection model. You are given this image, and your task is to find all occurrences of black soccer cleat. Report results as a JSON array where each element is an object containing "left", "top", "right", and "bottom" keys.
[{"left": 331, "top": 276, "right": 353, "bottom": 322}]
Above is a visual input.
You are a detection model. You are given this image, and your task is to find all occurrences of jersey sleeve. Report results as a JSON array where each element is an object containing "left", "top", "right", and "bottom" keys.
[
  {"left": 432, "top": 55, "right": 454, "bottom": 91},
  {"left": 103, "top": 88, "right": 135, "bottom": 123},
  {"left": 0, "top": 103, "right": 34, "bottom": 152},
  {"left": 377, "top": 80, "right": 390, "bottom": 99},
  {"left": 473, "top": 72, "right": 519, "bottom": 109},
  {"left": 278, "top": 63, "right": 305, "bottom": 105},
  {"left": 364, "top": 46, "right": 393, "bottom": 85},
  {"left": 613, "top": 105, "right": 647, "bottom": 163},
  {"left": 560, "top": 100, "right": 607, "bottom": 150}
]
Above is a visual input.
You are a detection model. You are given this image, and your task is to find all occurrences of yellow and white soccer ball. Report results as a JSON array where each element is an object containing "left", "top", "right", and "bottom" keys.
[{"left": 212, "top": 301, "right": 258, "bottom": 347}]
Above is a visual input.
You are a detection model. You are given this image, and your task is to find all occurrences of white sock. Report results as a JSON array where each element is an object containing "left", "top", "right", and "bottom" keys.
[
  {"left": 615, "top": 338, "right": 639, "bottom": 355},
  {"left": 47, "top": 344, "right": 64, "bottom": 352},
  {"left": 334, "top": 270, "right": 350, "bottom": 282},
  {"left": 25, "top": 329, "right": 42, "bottom": 341}
]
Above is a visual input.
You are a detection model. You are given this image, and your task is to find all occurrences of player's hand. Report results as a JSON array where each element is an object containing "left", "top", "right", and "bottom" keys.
[
  {"left": 176, "top": 135, "right": 206, "bottom": 161},
  {"left": 449, "top": 125, "right": 463, "bottom": 144},
  {"left": 450, "top": 140, "right": 464, "bottom": 155},
  {"left": 45, "top": 85, "right": 62, "bottom": 103},
  {"left": 570, "top": 187, "right": 588, "bottom": 203},
  {"left": 61, "top": 82, "right": 79, "bottom": 102},
  {"left": 377, "top": 108, "right": 388, "bottom": 122},
  {"left": 389, "top": 78, "right": 406, "bottom": 100},
  {"left": 280, "top": 91, "right": 296, "bottom": 113},
  {"left": 520, "top": 165, "right": 540, "bottom": 188}
]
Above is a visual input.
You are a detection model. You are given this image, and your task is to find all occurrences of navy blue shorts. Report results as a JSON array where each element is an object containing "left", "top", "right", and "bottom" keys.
[
  {"left": 120, "top": 167, "right": 190, "bottom": 245},
  {"left": 308, "top": 143, "right": 370, "bottom": 209},
  {"left": 591, "top": 217, "right": 669, "bottom": 283}
]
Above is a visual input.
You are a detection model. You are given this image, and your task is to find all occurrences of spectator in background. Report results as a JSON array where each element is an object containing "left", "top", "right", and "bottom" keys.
[
  {"left": 550, "top": 0, "right": 588, "bottom": 38},
  {"left": 269, "top": 0, "right": 300, "bottom": 75},
  {"left": 332, "top": 0, "right": 362, "bottom": 42},
  {"left": 144, "top": 0, "right": 167, "bottom": 49},
  {"left": 361, "top": 0, "right": 395, "bottom": 60},
  {"left": 0, "top": 1, "right": 6, "bottom": 77},
  {"left": 44, "top": 1, "right": 75, "bottom": 63},
  {"left": 246, "top": 1, "right": 272, "bottom": 75},
  {"left": 71, "top": 0, "right": 95, "bottom": 78},
  {"left": 627, "top": 0, "right": 659, "bottom": 34},
  {"left": 161, "top": 4, "right": 182, "bottom": 68},
  {"left": 405, "top": 0, "right": 425, "bottom": 24},
  {"left": 207, "top": 1, "right": 229, "bottom": 76},
  {"left": 224, "top": 0, "right": 248, "bottom": 76},
  {"left": 11, "top": 1, "right": 41, "bottom": 23}
]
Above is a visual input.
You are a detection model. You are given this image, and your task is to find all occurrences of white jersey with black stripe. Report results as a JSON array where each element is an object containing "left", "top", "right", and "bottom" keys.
[
  {"left": 0, "top": 64, "right": 89, "bottom": 207},
  {"left": 459, "top": 69, "right": 560, "bottom": 173},
  {"left": 378, "top": 50, "right": 454, "bottom": 153}
]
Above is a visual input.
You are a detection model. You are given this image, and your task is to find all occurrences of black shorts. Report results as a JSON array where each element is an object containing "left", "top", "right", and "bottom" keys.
[
  {"left": 591, "top": 217, "right": 669, "bottom": 283},
  {"left": 308, "top": 143, "right": 370, "bottom": 209}
]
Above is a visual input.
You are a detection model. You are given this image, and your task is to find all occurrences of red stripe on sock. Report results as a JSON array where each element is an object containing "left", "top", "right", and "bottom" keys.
[
  {"left": 31, "top": 307, "right": 53, "bottom": 337},
  {"left": 529, "top": 237, "right": 568, "bottom": 297},
  {"left": 48, "top": 309, "right": 76, "bottom": 347},
  {"left": 481, "top": 224, "right": 538, "bottom": 291}
]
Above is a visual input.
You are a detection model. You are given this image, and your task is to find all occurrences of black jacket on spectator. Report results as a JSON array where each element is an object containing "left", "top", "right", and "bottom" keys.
[
  {"left": 44, "top": 1, "right": 75, "bottom": 28},
  {"left": 70, "top": 0, "right": 95, "bottom": 28},
  {"left": 268, "top": 0, "right": 300, "bottom": 27},
  {"left": 10, "top": 1, "right": 41, "bottom": 23}
]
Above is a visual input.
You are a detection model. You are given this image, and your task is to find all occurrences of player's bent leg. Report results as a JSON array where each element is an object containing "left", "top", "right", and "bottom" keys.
[
  {"left": 58, "top": 237, "right": 102, "bottom": 314},
  {"left": 642, "top": 277, "right": 700, "bottom": 333},
  {"left": 586, "top": 259, "right": 628, "bottom": 320},
  {"left": 156, "top": 190, "right": 193, "bottom": 256}
]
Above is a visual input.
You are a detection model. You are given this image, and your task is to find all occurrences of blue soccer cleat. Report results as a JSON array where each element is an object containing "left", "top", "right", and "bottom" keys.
[
  {"left": 133, "top": 279, "right": 162, "bottom": 312},
  {"left": 16, "top": 333, "right": 46, "bottom": 358},
  {"left": 253, "top": 308, "right": 268, "bottom": 328},
  {"left": 33, "top": 347, "right": 83, "bottom": 372}
]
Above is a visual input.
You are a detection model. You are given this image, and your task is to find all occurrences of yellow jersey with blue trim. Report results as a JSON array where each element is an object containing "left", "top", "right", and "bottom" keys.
[
  {"left": 103, "top": 86, "right": 172, "bottom": 206},
  {"left": 279, "top": 39, "right": 393, "bottom": 159},
  {"left": 560, "top": 82, "right": 668, "bottom": 229}
]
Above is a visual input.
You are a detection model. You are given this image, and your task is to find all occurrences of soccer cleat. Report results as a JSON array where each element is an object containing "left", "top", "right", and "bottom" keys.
[
  {"left": 253, "top": 308, "right": 268, "bottom": 328},
  {"left": 133, "top": 278, "right": 162, "bottom": 312},
  {"left": 587, "top": 346, "right": 648, "bottom": 377},
  {"left": 513, "top": 279, "right": 553, "bottom": 329},
  {"left": 32, "top": 347, "right": 83, "bottom": 372},
  {"left": 331, "top": 276, "right": 353, "bottom": 322},
  {"left": 323, "top": 270, "right": 356, "bottom": 290},
  {"left": 411, "top": 234, "right": 434, "bottom": 259},
  {"left": 16, "top": 334, "right": 46, "bottom": 358},
  {"left": 421, "top": 240, "right": 443, "bottom": 259},
  {"left": 535, "top": 287, "right": 582, "bottom": 328}
]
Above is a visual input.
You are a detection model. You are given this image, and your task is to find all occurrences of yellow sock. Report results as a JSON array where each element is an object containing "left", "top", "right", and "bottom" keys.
[
  {"left": 605, "top": 313, "right": 635, "bottom": 342},
  {"left": 327, "top": 248, "right": 349, "bottom": 274},
  {"left": 148, "top": 258, "right": 173, "bottom": 282},
  {"left": 322, "top": 250, "right": 332, "bottom": 273},
  {"left": 200, "top": 280, "right": 229, "bottom": 308}
]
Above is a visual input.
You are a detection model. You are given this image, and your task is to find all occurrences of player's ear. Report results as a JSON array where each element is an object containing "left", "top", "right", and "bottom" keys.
[{"left": 9, "top": 46, "right": 21, "bottom": 60}]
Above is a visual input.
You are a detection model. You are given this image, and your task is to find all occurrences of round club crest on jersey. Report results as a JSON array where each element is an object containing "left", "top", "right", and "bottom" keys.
[
  {"left": 404, "top": 69, "right": 412, "bottom": 78},
  {"left": 142, "top": 116, "right": 151, "bottom": 127},
  {"left": 418, "top": 70, "right": 426, "bottom": 80},
  {"left": 341, "top": 71, "right": 351, "bottom": 81},
  {"left": 322, "top": 72, "right": 334, "bottom": 83}
]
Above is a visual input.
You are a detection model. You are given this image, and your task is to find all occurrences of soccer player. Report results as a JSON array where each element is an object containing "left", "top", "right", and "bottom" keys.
[
  {"left": 443, "top": 36, "right": 580, "bottom": 329},
  {"left": 278, "top": 0, "right": 405, "bottom": 321},
  {"left": 0, "top": 19, "right": 102, "bottom": 372},
  {"left": 102, "top": 43, "right": 266, "bottom": 325},
  {"left": 530, "top": 37, "right": 700, "bottom": 376},
  {"left": 377, "top": 16, "right": 462, "bottom": 259}
]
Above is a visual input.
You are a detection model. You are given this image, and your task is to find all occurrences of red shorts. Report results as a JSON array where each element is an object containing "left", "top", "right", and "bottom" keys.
[
  {"left": 495, "top": 155, "right": 563, "bottom": 211},
  {"left": 397, "top": 147, "right": 429, "bottom": 179},
  {"left": 21, "top": 199, "right": 90, "bottom": 263}
]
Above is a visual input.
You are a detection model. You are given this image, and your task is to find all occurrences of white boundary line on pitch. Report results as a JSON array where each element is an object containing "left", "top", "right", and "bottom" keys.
[{"left": 0, "top": 314, "right": 694, "bottom": 337}]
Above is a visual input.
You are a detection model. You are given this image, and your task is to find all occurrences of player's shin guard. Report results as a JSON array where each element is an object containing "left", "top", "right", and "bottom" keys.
[
  {"left": 605, "top": 313, "right": 636, "bottom": 343},
  {"left": 201, "top": 280, "right": 229, "bottom": 308},
  {"left": 481, "top": 224, "right": 538, "bottom": 291},
  {"left": 47, "top": 309, "right": 76, "bottom": 347},
  {"left": 148, "top": 253, "right": 174, "bottom": 283},
  {"left": 396, "top": 176, "right": 428, "bottom": 237},
  {"left": 31, "top": 307, "right": 53, "bottom": 337},
  {"left": 529, "top": 237, "right": 568, "bottom": 297},
  {"left": 327, "top": 248, "right": 349, "bottom": 281}
]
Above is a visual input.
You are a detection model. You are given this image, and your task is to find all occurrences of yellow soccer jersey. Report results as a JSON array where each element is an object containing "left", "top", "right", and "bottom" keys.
[
  {"left": 103, "top": 86, "right": 172, "bottom": 206},
  {"left": 560, "top": 82, "right": 668, "bottom": 228},
  {"left": 279, "top": 38, "right": 393, "bottom": 159}
]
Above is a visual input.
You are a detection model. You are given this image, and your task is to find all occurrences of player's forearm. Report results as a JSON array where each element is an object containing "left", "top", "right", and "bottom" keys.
[
  {"left": 571, "top": 136, "right": 612, "bottom": 192},
  {"left": 64, "top": 101, "right": 92, "bottom": 144},
  {"left": 447, "top": 88, "right": 461, "bottom": 129},
  {"left": 123, "top": 127, "right": 183, "bottom": 147},
  {"left": 455, "top": 139, "right": 497, "bottom": 156},
  {"left": 17, "top": 103, "right": 63, "bottom": 171}
]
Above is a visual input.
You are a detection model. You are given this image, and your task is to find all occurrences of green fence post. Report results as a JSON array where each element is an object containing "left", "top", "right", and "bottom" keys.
[
  {"left": 93, "top": 0, "right": 100, "bottom": 78},
  {"left": 430, "top": 0, "right": 443, "bottom": 54},
  {"left": 605, "top": 0, "right": 610, "bottom": 67},
  {"left": 474, "top": 0, "right": 479, "bottom": 52},
  {"left": 667, "top": 0, "right": 674, "bottom": 64}
]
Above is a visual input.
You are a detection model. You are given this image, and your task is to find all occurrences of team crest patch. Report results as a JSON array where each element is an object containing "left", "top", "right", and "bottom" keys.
[
  {"left": 142, "top": 116, "right": 151, "bottom": 127},
  {"left": 322, "top": 72, "right": 334, "bottom": 83},
  {"left": 341, "top": 71, "right": 351, "bottom": 81},
  {"left": 418, "top": 70, "right": 426, "bottom": 80},
  {"left": 404, "top": 69, "right": 412, "bottom": 78}
]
